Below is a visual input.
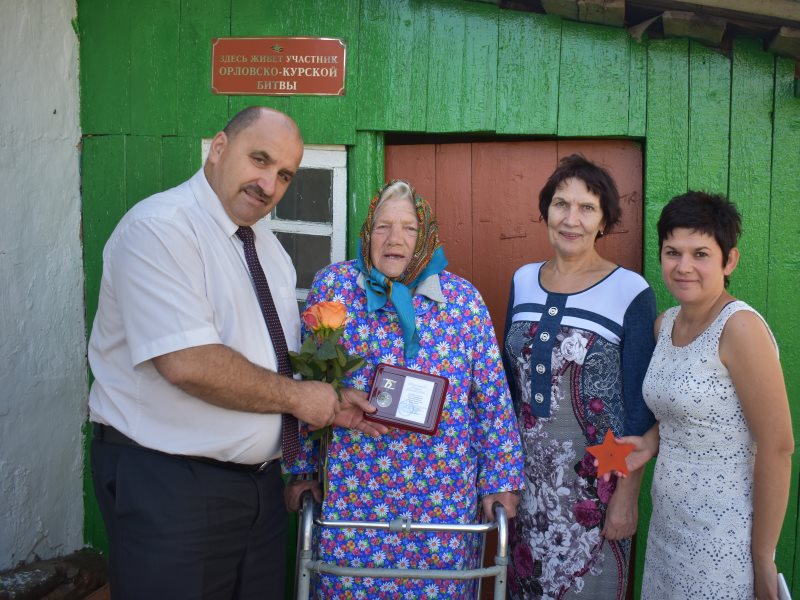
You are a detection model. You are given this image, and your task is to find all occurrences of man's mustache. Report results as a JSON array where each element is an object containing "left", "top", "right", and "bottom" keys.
[{"left": 241, "top": 184, "right": 270, "bottom": 203}]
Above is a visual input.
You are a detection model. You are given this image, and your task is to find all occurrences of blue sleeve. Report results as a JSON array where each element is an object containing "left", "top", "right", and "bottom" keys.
[{"left": 621, "top": 286, "right": 657, "bottom": 436}]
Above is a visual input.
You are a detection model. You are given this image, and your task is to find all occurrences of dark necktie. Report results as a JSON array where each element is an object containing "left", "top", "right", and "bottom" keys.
[{"left": 236, "top": 226, "right": 301, "bottom": 464}]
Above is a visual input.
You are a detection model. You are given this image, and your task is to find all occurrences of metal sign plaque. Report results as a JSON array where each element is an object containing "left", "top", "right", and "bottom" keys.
[{"left": 211, "top": 37, "right": 346, "bottom": 96}]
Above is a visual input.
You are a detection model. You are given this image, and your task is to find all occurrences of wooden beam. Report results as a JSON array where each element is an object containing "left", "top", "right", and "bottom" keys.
[
  {"left": 578, "top": 0, "right": 626, "bottom": 26},
  {"left": 541, "top": 0, "right": 579, "bottom": 20},
  {"left": 768, "top": 27, "right": 800, "bottom": 61},
  {"left": 542, "top": 0, "right": 625, "bottom": 26},
  {"left": 628, "top": 0, "right": 800, "bottom": 27},
  {"left": 662, "top": 10, "right": 727, "bottom": 45}
]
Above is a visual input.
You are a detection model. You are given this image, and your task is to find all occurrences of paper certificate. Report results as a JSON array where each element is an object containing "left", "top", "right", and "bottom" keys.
[
  {"left": 395, "top": 377, "right": 435, "bottom": 424},
  {"left": 365, "top": 364, "right": 448, "bottom": 435}
]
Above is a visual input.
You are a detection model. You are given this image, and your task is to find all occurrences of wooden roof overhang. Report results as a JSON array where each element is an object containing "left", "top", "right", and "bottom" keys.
[{"left": 466, "top": 0, "right": 800, "bottom": 65}]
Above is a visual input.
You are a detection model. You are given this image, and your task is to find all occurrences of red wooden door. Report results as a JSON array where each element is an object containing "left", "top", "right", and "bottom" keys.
[{"left": 385, "top": 140, "right": 643, "bottom": 340}]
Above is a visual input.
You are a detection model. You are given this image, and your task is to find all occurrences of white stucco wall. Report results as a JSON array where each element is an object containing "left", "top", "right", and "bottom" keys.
[{"left": 0, "top": 0, "right": 86, "bottom": 569}]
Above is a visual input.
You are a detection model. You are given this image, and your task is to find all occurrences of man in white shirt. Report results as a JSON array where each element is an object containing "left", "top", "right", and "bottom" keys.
[{"left": 88, "top": 107, "right": 381, "bottom": 600}]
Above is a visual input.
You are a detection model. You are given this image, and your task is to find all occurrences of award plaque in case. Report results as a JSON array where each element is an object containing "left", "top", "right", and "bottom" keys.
[{"left": 364, "top": 364, "right": 448, "bottom": 435}]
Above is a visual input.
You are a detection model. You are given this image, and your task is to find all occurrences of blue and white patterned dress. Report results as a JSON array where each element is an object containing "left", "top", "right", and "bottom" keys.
[
  {"left": 503, "top": 262, "right": 656, "bottom": 600},
  {"left": 288, "top": 261, "right": 524, "bottom": 599}
]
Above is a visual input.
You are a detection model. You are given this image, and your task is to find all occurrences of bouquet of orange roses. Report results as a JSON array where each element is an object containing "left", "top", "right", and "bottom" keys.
[
  {"left": 289, "top": 301, "right": 365, "bottom": 443},
  {"left": 289, "top": 301, "right": 365, "bottom": 492}
]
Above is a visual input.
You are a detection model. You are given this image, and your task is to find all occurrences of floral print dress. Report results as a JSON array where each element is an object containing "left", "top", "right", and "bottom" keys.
[
  {"left": 503, "top": 263, "right": 656, "bottom": 600},
  {"left": 289, "top": 261, "right": 524, "bottom": 600}
]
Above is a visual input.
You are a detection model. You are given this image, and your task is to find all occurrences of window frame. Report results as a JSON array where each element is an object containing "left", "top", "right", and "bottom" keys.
[{"left": 201, "top": 141, "right": 347, "bottom": 302}]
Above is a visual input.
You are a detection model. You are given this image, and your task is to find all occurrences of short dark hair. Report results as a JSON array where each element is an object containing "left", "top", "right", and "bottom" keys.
[
  {"left": 538, "top": 154, "right": 622, "bottom": 236},
  {"left": 222, "top": 106, "right": 266, "bottom": 141},
  {"left": 657, "top": 191, "right": 742, "bottom": 287}
]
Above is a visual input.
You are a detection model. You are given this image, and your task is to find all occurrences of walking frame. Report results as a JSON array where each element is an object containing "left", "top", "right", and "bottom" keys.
[{"left": 295, "top": 491, "right": 509, "bottom": 598}]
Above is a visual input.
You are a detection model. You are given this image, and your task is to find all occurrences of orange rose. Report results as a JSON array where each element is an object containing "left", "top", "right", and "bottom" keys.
[{"left": 302, "top": 301, "right": 347, "bottom": 332}]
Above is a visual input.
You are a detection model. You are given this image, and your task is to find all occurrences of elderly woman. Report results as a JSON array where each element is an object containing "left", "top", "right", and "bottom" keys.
[
  {"left": 503, "top": 154, "right": 656, "bottom": 598},
  {"left": 618, "top": 192, "right": 793, "bottom": 599},
  {"left": 286, "top": 179, "right": 524, "bottom": 599}
]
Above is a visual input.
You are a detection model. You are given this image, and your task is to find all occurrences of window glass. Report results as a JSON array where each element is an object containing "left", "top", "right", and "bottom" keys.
[
  {"left": 275, "top": 168, "right": 333, "bottom": 222},
  {"left": 275, "top": 232, "right": 332, "bottom": 290}
]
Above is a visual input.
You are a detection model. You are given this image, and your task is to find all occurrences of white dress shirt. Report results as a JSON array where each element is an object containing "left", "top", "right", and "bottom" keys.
[{"left": 88, "top": 169, "right": 300, "bottom": 464}]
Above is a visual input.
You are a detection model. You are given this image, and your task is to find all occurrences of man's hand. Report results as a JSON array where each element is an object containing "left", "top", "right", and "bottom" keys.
[
  {"left": 481, "top": 491, "right": 519, "bottom": 521},
  {"left": 284, "top": 479, "right": 322, "bottom": 512},
  {"left": 333, "top": 388, "right": 389, "bottom": 436},
  {"left": 291, "top": 381, "right": 338, "bottom": 430}
]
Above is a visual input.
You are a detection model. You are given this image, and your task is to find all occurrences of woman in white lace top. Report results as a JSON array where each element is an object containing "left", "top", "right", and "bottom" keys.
[{"left": 622, "top": 192, "right": 793, "bottom": 600}]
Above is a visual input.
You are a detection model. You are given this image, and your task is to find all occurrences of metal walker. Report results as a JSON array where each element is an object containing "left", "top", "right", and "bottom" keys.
[{"left": 295, "top": 491, "right": 509, "bottom": 598}]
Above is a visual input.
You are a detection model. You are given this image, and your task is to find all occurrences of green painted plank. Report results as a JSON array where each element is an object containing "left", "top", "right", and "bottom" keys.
[
  {"left": 82, "top": 135, "right": 127, "bottom": 333},
  {"left": 78, "top": 0, "right": 130, "bottom": 133},
  {"left": 636, "top": 37, "right": 690, "bottom": 597},
  {"left": 557, "top": 21, "right": 630, "bottom": 137},
  {"left": 82, "top": 134, "right": 126, "bottom": 551},
  {"left": 425, "top": 1, "right": 464, "bottom": 132},
  {"left": 347, "top": 131, "right": 384, "bottom": 258},
  {"left": 229, "top": 0, "right": 358, "bottom": 145},
  {"left": 356, "top": 0, "right": 429, "bottom": 132},
  {"left": 129, "top": 0, "right": 179, "bottom": 134},
  {"left": 426, "top": 0, "right": 497, "bottom": 133},
  {"left": 126, "top": 136, "right": 163, "bottom": 210},
  {"left": 643, "top": 38, "right": 689, "bottom": 306},
  {"left": 83, "top": 419, "right": 108, "bottom": 554},
  {"left": 628, "top": 37, "right": 647, "bottom": 138},
  {"left": 728, "top": 37, "right": 775, "bottom": 313},
  {"left": 497, "top": 11, "right": 560, "bottom": 135},
  {"left": 770, "top": 57, "right": 800, "bottom": 592},
  {"left": 177, "top": 0, "right": 231, "bottom": 137},
  {"left": 161, "top": 136, "right": 202, "bottom": 191},
  {"left": 276, "top": 0, "right": 358, "bottom": 145},
  {"left": 688, "top": 42, "right": 730, "bottom": 194},
  {"left": 226, "top": 0, "right": 290, "bottom": 118}
]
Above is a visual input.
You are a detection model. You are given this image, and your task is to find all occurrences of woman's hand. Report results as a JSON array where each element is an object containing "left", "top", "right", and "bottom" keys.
[
  {"left": 617, "top": 430, "right": 658, "bottom": 473},
  {"left": 481, "top": 491, "right": 519, "bottom": 521},
  {"left": 601, "top": 477, "right": 639, "bottom": 540},
  {"left": 284, "top": 479, "right": 322, "bottom": 512},
  {"left": 596, "top": 425, "right": 660, "bottom": 481},
  {"left": 753, "top": 554, "right": 779, "bottom": 600}
]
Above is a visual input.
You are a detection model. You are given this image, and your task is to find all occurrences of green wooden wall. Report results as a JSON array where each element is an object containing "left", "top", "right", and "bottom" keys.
[{"left": 78, "top": 0, "right": 800, "bottom": 595}]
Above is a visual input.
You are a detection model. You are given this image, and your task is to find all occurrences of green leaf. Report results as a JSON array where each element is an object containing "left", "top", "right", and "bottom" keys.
[
  {"left": 331, "top": 361, "right": 344, "bottom": 381},
  {"left": 295, "top": 361, "right": 315, "bottom": 379},
  {"left": 336, "top": 346, "right": 347, "bottom": 367},
  {"left": 327, "top": 329, "right": 344, "bottom": 346},
  {"left": 309, "top": 362, "right": 326, "bottom": 380},
  {"left": 316, "top": 338, "right": 339, "bottom": 360},
  {"left": 344, "top": 356, "right": 366, "bottom": 373},
  {"left": 309, "top": 426, "right": 329, "bottom": 442},
  {"left": 300, "top": 336, "right": 318, "bottom": 356}
]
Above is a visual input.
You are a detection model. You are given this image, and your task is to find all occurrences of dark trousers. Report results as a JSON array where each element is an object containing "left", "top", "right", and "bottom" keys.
[{"left": 91, "top": 438, "right": 287, "bottom": 600}]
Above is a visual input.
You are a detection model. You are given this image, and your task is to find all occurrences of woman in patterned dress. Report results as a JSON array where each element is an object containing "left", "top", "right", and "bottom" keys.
[
  {"left": 617, "top": 192, "right": 793, "bottom": 599},
  {"left": 503, "top": 155, "right": 657, "bottom": 599},
  {"left": 286, "top": 179, "right": 524, "bottom": 599}
]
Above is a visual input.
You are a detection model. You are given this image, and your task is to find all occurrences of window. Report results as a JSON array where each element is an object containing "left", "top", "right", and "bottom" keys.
[{"left": 201, "top": 142, "right": 347, "bottom": 304}]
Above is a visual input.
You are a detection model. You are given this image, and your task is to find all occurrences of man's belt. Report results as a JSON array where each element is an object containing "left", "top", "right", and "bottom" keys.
[{"left": 92, "top": 422, "right": 278, "bottom": 473}]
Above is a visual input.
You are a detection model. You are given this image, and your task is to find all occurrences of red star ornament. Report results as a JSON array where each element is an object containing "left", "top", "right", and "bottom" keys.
[{"left": 586, "top": 429, "right": 635, "bottom": 478}]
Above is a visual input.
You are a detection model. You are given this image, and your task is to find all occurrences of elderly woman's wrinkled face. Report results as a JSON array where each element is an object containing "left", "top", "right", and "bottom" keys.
[{"left": 370, "top": 197, "right": 418, "bottom": 279}]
